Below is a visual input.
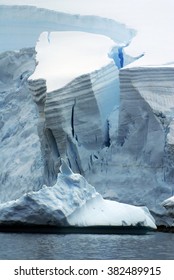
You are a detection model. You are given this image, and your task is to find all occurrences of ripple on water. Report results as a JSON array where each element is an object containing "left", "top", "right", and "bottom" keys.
[{"left": 0, "top": 232, "right": 174, "bottom": 260}]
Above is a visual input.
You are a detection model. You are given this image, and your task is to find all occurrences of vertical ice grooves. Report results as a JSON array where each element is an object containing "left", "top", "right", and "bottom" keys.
[
  {"left": 71, "top": 99, "right": 76, "bottom": 138},
  {"left": 45, "top": 128, "right": 60, "bottom": 159},
  {"left": 104, "top": 120, "right": 111, "bottom": 147},
  {"left": 66, "top": 136, "right": 82, "bottom": 174}
]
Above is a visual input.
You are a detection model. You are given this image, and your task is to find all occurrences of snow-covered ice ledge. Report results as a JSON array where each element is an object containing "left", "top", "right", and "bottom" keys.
[
  {"left": 0, "top": 5, "right": 134, "bottom": 53},
  {"left": 0, "top": 161, "right": 156, "bottom": 232}
]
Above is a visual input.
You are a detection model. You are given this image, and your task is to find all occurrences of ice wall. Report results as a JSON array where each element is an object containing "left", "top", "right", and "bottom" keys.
[
  {"left": 87, "top": 64, "right": 174, "bottom": 226},
  {"left": 118, "top": 65, "right": 174, "bottom": 184},
  {"left": 28, "top": 60, "right": 118, "bottom": 183},
  {"left": 0, "top": 48, "right": 44, "bottom": 203},
  {"left": 28, "top": 50, "right": 174, "bottom": 225}
]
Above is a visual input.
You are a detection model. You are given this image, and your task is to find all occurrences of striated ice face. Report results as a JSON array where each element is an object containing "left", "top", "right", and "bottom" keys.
[{"left": 0, "top": 3, "right": 133, "bottom": 203}]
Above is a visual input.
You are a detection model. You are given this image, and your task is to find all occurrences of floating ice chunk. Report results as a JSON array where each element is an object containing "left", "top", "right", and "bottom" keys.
[
  {"left": 162, "top": 196, "right": 174, "bottom": 216},
  {"left": 0, "top": 162, "right": 156, "bottom": 230}
]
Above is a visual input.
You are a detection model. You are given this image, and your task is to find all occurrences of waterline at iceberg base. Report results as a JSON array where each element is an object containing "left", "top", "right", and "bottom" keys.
[{"left": 0, "top": 161, "right": 156, "bottom": 234}]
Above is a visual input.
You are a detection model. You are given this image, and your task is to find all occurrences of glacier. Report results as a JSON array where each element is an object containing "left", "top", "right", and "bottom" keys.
[
  {"left": 0, "top": 1, "right": 174, "bottom": 228},
  {"left": 0, "top": 161, "right": 156, "bottom": 230}
]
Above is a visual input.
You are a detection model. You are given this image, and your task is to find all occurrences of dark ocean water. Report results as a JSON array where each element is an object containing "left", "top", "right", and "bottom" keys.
[{"left": 0, "top": 232, "right": 173, "bottom": 260}]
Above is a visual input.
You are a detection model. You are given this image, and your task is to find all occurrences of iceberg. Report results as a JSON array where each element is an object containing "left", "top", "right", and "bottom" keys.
[
  {"left": 0, "top": 161, "right": 156, "bottom": 231},
  {"left": 162, "top": 196, "right": 174, "bottom": 216},
  {"left": 0, "top": 1, "right": 174, "bottom": 227},
  {"left": 161, "top": 196, "right": 174, "bottom": 226}
]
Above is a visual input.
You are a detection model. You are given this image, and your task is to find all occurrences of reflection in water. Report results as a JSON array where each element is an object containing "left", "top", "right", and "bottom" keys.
[{"left": 0, "top": 232, "right": 174, "bottom": 260}]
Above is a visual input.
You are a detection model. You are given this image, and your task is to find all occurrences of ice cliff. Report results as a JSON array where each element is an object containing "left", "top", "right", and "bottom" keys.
[
  {"left": 28, "top": 31, "right": 121, "bottom": 183},
  {"left": 0, "top": 3, "right": 174, "bottom": 227},
  {"left": 0, "top": 48, "right": 44, "bottom": 202}
]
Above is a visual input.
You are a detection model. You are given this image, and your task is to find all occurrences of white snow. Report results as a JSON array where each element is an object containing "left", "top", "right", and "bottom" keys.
[
  {"left": 30, "top": 31, "right": 116, "bottom": 92},
  {"left": 0, "top": 161, "right": 156, "bottom": 229},
  {"left": 68, "top": 194, "right": 156, "bottom": 229}
]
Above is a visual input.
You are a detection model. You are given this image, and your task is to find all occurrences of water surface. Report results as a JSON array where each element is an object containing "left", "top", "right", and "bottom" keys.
[{"left": 0, "top": 232, "right": 173, "bottom": 259}]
